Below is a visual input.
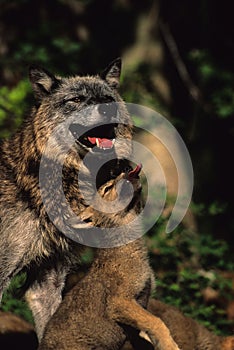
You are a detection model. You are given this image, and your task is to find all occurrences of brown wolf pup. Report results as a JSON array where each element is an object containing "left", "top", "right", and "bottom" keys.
[
  {"left": 123, "top": 299, "right": 234, "bottom": 350},
  {"left": 0, "top": 58, "right": 133, "bottom": 340},
  {"left": 122, "top": 298, "right": 234, "bottom": 350},
  {"left": 39, "top": 165, "right": 180, "bottom": 350}
]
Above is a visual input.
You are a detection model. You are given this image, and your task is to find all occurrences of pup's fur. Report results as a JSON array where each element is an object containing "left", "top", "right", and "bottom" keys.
[
  {"left": 146, "top": 299, "right": 234, "bottom": 350},
  {"left": 122, "top": 299, "right": 233, "bottom": 350},
  {"left": 0, "top": 59, "right": 132, "bottom": 339},
  {"left": 39, "top": 167, "right": 180, "bottom": 350}
]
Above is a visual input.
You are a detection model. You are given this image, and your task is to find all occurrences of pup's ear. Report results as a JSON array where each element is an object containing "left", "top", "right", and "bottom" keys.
[
  {"left": 29, "top": 66, "right": 60, "bottom": 102},
  {"left": 101, "top": 57, "right": 122, "bottom": 89}
]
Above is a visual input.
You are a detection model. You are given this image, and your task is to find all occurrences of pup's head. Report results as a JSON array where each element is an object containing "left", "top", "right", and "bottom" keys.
[
  {"left": 97, "top": 163, "right": 142, "bottom": 202},
  {"left": 67, "top": 163, "right": 142, "bottom": 229}
]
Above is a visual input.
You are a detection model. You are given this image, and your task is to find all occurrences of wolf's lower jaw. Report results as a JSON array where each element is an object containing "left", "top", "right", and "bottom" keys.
[{"left": 75, "top": 139, "right": 116, "bottom": 155}]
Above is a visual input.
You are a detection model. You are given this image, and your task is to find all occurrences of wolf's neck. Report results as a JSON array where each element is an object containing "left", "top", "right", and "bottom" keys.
[{"left": 2, "top": 116, "right": 82, "bottom": 218}]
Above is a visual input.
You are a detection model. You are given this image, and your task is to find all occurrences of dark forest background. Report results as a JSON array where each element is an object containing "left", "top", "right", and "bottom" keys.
[{"left": 0, "top": 0, "right": 234, "bottom": 338}]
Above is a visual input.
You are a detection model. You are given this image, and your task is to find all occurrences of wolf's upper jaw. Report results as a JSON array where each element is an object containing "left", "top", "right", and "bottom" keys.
[
  {"left": 87, "top": 137, "right": 115, "bottom": 150},
  {"left": 69, "top": 123, "right": 117, "bottom": 151}
]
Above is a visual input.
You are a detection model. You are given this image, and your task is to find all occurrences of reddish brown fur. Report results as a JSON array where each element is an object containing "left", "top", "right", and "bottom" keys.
[
  {"left": 39, "top": 171, "right": 180, "bottom": 350},
  {"left": 122, "top": 299, "right": 234, "bottom": 350}
]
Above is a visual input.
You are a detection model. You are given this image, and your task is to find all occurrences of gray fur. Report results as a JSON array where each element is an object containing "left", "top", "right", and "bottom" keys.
[{"left": 0, "top": 58, "right": 133, "bottom": 340}]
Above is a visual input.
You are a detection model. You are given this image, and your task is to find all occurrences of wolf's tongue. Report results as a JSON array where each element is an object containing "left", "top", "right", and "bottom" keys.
[
  {"left": 87, "top": 137, "right": 97, "bottom": 145},
  {"left": 87, "top": 137, "right": 114, "bottom": 149},
  {"left": 128, "top": 163, "right": 142, "bottom": 178}
]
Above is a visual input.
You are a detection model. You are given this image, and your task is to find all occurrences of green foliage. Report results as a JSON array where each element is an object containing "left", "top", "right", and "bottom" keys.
[
  {"left": 191, "top": 200, "right": 229, "bottom": 220},
  {"left": 0, "top": 79, "right": 31, "bottom": 137},
  {"left": 121, "top": 62, "right": 170, "bottom": 117},
  {"left": 189, "top": 49, "right": 234, "bottom": 118},
  {"left": 13, "top": 36, "right": 82, "bottom": 73},
  {"left": 148, "top": 219, "right": 234, "bottom": 335},
  {"left": 1, "top": 274, "right": 34, "bottom": 324}
]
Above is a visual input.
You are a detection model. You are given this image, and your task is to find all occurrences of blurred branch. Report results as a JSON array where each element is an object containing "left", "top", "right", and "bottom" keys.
[{"left": 159, "top": 20, "right": 210, "bottom": 113}]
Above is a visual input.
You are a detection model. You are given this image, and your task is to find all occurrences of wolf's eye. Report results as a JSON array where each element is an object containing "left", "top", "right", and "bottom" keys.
[
  {"left": 70, "top": 97, "right": 82, "bottom": 103},
  {"left": 103, "top": 184, "right": 114, "bottom": 194},
  {"left": 64, "top": 96, "right": 85, "bottom": 104}
]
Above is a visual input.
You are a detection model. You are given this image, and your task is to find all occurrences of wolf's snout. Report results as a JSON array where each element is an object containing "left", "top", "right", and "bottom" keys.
[{"left": 98, "top": 102, "right": 118, "bottom": 119}]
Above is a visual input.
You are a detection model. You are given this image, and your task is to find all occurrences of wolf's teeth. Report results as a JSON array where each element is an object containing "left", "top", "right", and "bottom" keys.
[
  {"left": 112, "top": 138, "right": 115, "bottom": 145},
  {"left": 96, "top": 138, "right": 99, "bottom": 147}
]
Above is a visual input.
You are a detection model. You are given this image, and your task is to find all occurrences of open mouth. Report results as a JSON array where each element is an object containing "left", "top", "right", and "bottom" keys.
[
  {"left": 69, "top": 123, "right": 117, "bottom": 151},
  {"left": 127, "top": 163, "right": 142, "bottom": 180}
]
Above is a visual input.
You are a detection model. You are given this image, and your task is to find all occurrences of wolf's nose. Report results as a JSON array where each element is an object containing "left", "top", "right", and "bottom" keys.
[{"left": 98, "top": 102, "right": 118, "bottom": 118}]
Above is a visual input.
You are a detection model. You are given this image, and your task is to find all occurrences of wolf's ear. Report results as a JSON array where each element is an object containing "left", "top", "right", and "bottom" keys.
[
  {"left": 101, "top": 58, "right": 122, "bottom": 89},
  {"left": 29, "top": 66, "right": 60, "bottom": 101}
]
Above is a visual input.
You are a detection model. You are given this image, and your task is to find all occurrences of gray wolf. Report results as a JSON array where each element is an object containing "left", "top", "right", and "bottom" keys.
[{"left": 0, "top": 58, "right": 132, "bottom": 339}]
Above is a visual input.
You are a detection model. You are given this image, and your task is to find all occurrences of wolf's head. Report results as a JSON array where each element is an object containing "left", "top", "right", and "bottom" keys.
[{"left": 29, "top": 59, "right": 133, "bottom": 162}]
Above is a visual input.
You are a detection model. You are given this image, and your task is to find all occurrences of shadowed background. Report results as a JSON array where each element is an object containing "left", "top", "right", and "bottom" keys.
[{"left": 0, "top": 0, "right": 233, "bottom": 344}]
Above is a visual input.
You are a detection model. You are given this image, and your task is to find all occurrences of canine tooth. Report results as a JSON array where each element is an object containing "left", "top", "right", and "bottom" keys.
[
  {"left": 96, "top": 138, "right": 99, "bottom": 147},
  {"left": 112, "top": 138, "right": 115, "bottom": 145}
]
